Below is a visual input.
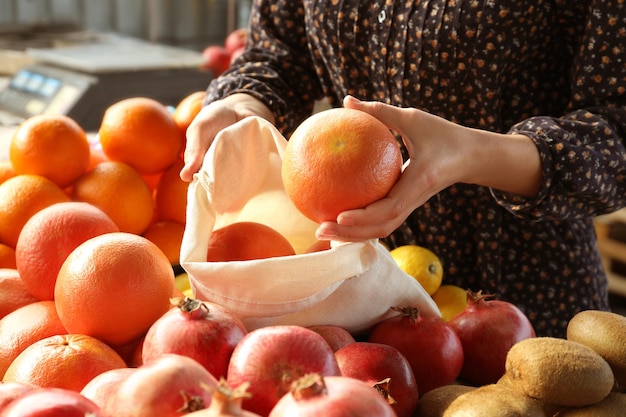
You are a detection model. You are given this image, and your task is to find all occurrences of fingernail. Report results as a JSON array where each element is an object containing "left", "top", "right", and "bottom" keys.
[
  {"left": 344, "top": 95, "right": 361, "bottom": 105},
  {"left": 316, "top": 228, "right": 336, "bottom": 240}
]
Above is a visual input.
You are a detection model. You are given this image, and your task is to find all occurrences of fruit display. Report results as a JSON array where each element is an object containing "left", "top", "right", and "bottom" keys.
[
  {"left": 448, "top": 290, "right": 536, "bottom": 386},
  {"left": 269, "top": 373, "right": 398, "bottom": 417},
  {"left": 368, "top": 306, "right": 465, "bottom": 395},
  {"left": 566, "top": 309, "right": 626, "bottom": 387},
  {"left": 226, "top": 325, "right": 341, "bottom": 416},
  {"left": 0, "top": 83, "right": 625, "bottom": 417},
  {"left": 141, "top": 297, "right": 247, "bottom": 379},
  {"left": 335, "top": 342, "right": 419, "bottom": 417}
]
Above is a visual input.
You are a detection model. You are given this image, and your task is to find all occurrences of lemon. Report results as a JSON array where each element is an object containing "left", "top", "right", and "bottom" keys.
[
  {"left": 432, "top": 285, "right": 468, "bottom": 322},
  {"left": 390, "top": 245, "right": 443, "bottom": 295},
  {"left": 174, "top": 272, "right": 191, "bottom": 293}
]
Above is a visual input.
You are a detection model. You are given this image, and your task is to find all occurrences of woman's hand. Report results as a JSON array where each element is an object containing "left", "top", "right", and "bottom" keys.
[
  {"left": 179, "top": 93, "right": 275, "bottom": 182},
  {"left": 315, "top": 96, "right": 542, "bottom": 242}
]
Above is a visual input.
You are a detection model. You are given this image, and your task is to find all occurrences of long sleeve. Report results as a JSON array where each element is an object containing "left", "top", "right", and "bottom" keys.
[
  {"left": 495, "top": 0, "right": 626, "bottom": 220},
  {"left": 206, "top": 0, "right": 323, "bottom": 134}
]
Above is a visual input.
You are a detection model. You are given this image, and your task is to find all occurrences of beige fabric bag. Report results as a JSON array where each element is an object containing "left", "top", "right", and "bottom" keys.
[{"left": 180, "top": 116, "right": 440, "bottom": 334}]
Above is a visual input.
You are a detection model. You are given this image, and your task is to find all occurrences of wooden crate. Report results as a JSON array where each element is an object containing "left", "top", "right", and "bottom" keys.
[{"left": 595, "top": 209, "right": 626, "bottom": 297}]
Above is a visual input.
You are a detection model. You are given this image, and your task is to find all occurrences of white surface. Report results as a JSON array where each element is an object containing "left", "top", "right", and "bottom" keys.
[{"left": 26, "top": 33, "right": 205, "bottom": 74}]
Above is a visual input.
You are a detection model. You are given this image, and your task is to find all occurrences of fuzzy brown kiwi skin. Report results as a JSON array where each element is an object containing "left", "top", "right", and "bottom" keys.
[
  {"left": 414, "top": 384, "right": 476, "bottom": 417},
  {"left": 505, "top": 337, "right": 615, "bottom": 408},
  {"left": 441, "top": 383, "right": 546, "bottom": 417},
  {"left": 553, "top": 392, "right": 626, "bottom": 417},
  {"left": 498, "top": 373, "right": 564, "bottom": 417},
  {"left": 566, "top": 310, "right": 626, "bottom": 388}
]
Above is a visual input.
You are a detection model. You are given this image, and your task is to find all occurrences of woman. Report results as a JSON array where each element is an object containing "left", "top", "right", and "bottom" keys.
[{"left": 181, "top": 0, "right": 626, "bottom": 337}]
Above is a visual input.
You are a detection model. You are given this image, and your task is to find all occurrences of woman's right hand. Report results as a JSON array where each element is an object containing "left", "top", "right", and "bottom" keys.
[{"left": 179, "top": 93, "right": 275, "bottom": 182}]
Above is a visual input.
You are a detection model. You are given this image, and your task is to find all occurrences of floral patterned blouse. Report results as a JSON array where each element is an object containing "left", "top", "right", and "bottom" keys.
[{"left": 207, "top": 0, "right": 626, "bottom": 337}]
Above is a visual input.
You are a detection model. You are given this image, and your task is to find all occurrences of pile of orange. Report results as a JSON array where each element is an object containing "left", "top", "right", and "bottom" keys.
[
  {"left": 0, "top": 91, "right": 205, "bottom": 266},
  {"left": 0, "top": 91, "right": 205, "bottom": 393}
]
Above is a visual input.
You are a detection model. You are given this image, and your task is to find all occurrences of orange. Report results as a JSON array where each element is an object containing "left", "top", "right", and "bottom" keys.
[
  {"left": 173, "top": 91, "right": 206, "bottom": 138},
  {"left": 71, "top": 161, "right": 155, "bottom": 235},
  {"left": 207, "top": 221, "right": 296, "bottom": 262},
  {"left": 154, "top": 159, "right": 188, "bottom": 224},
  {"left": 0, "top": 269, "right": 37, "bottom": 319},
  {"left": 142, "top": 220, "right": 185, "bottom": 265},
  {"left": 0, "top": 161, "right": 16, "bottom": 185},
  {"left": 54, "top": 232, "right": 175, "bottom": 347},
  {"left": 98, "top": 97, "right": 183, "bottom": 175},
  {"left": 15, "top": 201, "right": 119, "bottom": 301},
  {"left": 87, "top": 146, "right": 109, "bottom": 171},
  {"left": 3, "top": 333, "right": 127, "bottom": 392},
  {"left": 0, "top": 243, "right": 16, "bottom": 268},
  {"left": 0, "top": 174, "right": 71, "bottom": 248},
  {"left": 281, "top": 107, "right": 403, "bottom": 223},
  {"left": 0, "top": 300, "right": 67, "bottom": 378},
  {"left": 142, "top": 171, "right": 163, "bottom": 192},
  {"left": 305, "top": 239, "right": 332, "bottom": 253},
  {"left": 9, "top": 114, "right": 90, "bottom": 188}
]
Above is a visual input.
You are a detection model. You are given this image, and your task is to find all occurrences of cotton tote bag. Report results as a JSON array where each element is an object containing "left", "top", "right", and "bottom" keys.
[{"left": 180, "top": 116, "right": 440, "bottom": 334}]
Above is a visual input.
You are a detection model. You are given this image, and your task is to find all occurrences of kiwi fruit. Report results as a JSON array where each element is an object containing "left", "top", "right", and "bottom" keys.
[
  {"left": 554, "top": 392, "right": 626, "bottom": 416},
  {"left": 442, "top": 383, "right": 546, "bottom": 417},
  {"left": 498, "top": 373, "right": 564, "bottom": 417},
  {"left": 566, "top": 310, "right": 626, "bottom": 388},
  {"left": 414, "top": 384, "right": 476, "bottom": 417},
  {"left": 505, "top": 337, "right": 615, "bottom": 407}
]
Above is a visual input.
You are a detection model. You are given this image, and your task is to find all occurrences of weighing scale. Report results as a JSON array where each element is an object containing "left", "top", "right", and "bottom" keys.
[{"left": 0, "top": 33, "right": 211, "bottom": 130}]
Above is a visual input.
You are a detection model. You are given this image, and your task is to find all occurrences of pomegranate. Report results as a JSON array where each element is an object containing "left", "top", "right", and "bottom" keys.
[
  {"left": 79, "top": 367, "right": 137, "bottom": 409},
  {"left": 224, "top": 28, "right": 248, "bottom": 54},
  {"left": 307, "top": 325, "right": 356, "bottom": 352},
  {"left": 186, "top": 379, "right": 261, "bottom": 417},
  {"left": 335, "top": 342, "right": 418, "bottom": 417},
  {"left": 448, "top": 290, "right": 536, "bottom": 385},
  {"left": 142, "top": 297, "right": 247, "bottom": 379},
  {"left": 226, "top": 325, "right": 341, "bottom": 416},
  {"left": 201, "top": 46, "right": 232, "bottom": 76},
  {"left": 0, "top": 387, "right": 105, "bottom": 417},
  {"left": 269, "top": 373, "right": 396, "bottom": 416},
  {"left": 368, "top": 306, "right": 464, "bottom": 394},
  {"left": 103, "top": 353, "right": 218, "bottom": 417},
  {"left": 0, "top": 382, "right": 37, "bottom": 412}
]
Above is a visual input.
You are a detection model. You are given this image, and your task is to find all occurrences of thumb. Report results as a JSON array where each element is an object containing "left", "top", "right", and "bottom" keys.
[{"left": 342, "top": 95, "right": 406, "bottom": 136}]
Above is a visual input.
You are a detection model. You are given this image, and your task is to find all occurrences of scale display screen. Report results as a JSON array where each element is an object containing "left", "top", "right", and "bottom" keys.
[{"left": 11, "top": 69, "right": 62, "bottom": 98}]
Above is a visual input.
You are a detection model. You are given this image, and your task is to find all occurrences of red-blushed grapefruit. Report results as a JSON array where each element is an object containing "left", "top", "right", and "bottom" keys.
[
  {"left": 15, "top": 201, "right": 119, "bottom": 301},
  {"left": 207, "top": 221, "right": 296, "bottom": 262},
  {"left": 54, "top": 232, "right": 175, "bottom": 347},
  {"left": 281, "top": 108, "right": 402, "bottom": 223}
]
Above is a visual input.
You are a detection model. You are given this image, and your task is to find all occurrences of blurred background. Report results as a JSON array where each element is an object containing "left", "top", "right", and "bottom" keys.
[
  {"left": 0, "top": 0, "right": 252, "bottom": 130},
  {"left": 0, "top": 0, "right": 251, "bottom": 53}
]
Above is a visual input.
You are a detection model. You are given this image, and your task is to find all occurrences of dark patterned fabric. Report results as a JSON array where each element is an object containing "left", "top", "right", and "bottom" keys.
[{"left": 207, "top": 0, "right": 626, "bottom": 337}]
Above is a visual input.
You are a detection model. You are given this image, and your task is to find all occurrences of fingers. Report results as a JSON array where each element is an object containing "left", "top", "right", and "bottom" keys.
[
  {"left": 343, "top": 96, "right": 410, "bottom": 134},
  {"left": 315, "top": 195, "right": 410, "bottom": 242},
  {"left": 179, "top": 150, "right": 203, "bottom": 182},
  {"left": 179, "top": 102, "right": 235, "bottom": 182},
  {"left": 179, "top": 117, "right": 211, "bottom": 182}
]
